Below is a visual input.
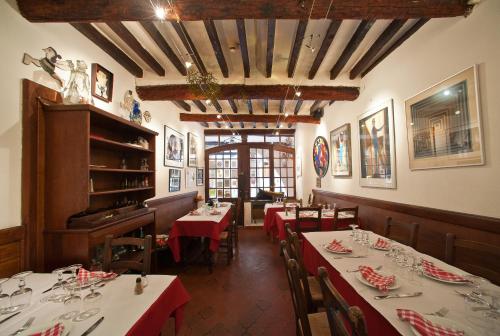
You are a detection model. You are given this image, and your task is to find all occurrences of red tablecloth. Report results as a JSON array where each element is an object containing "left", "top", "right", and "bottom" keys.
[
  {"left": 275, "top": 213, "right": 338, "bottom": 241},
  {"left": 167, "top": 209, "right": 232, "bottom": 262},
  {"left": 302, "top": 238, "right": 399, "bottom": 336},
  {"left": 263, "top": 206, "right": 283, "bottom": 236},
  {"left": 126, "top": 277, "right": 190, "bottom": 335}
]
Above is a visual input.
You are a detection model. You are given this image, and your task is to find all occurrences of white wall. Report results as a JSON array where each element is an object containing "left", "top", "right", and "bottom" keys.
[
  {"left": 0, "top": 1, "right": 203, "bottom": 229},
  {"left": 300, "top": 0, "right": 500, "bottom": 219}
]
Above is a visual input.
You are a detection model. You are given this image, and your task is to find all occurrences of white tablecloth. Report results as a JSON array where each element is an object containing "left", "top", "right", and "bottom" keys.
[
  {"left": 303, "top": 231, "right": 500, "bottom": 336},
  {"left": 176, "top": 202, "right": 232, "bottom": 222},
  {"left": 0, "top": 274, "right": 179, "bottom": 335},
  {"left": 276, "top": 210, "right": 352, "bottom": 220}
]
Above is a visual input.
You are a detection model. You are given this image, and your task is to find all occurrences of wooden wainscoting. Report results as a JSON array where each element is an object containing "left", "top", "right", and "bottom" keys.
[
  {"left": 312, "top": 189, "right": 500, "bottom": 261},
  {"left": 147, "top": 191, "right": 198, "bottom": 234},
  {"left": 0, "top": 226, "right": 25, "bottom": 277}
]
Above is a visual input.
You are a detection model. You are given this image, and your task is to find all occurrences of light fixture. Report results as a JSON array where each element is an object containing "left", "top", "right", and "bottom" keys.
[
  {"left": 154, "top": 6, "right": 167, "bottom": 20},
  {"left": 225, "top": 124, "right": 229, "bottom": 129},
  {"left": 206, "top": 99, "right": 212, "bottom": 105},
  {"left": 185, "top": 61, "right": 192, "bottom": 69},
  {"left": 279, "top": 124, "right": 283, "bottom": 128},
  {"left": 443, "top": 90, "right": 451, "bottom": 96},
  {"left": 295, "top": 91, "right": 302, "bottom": 97},
  {"left": 284, "top": 112, "right": 289, "bottom": 117},
  {"left": 275, "top": 130, "right": 279, "bottom": 135},
  {"left": 410, "top": 122, "right": 414, "bottom": 126},
  {"left": 455, "top": 110, "right": 461, "bottom": 115},
  {"left": 232, "top": 132, "right": 236, "bottom": 136},
  {"left": 216, "top": 114, "right": 222, "bottom": 119}
]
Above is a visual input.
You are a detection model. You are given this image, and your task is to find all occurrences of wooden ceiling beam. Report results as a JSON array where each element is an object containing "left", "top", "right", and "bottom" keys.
[
  {"left": 205, "top": 129, "right": 295, "bottom": 135},
  {"left": 173, "top": 100, "right": 191, "bottom": 111},
  {"left": 310, "top": 100, "right": 323, "bottom": 114},
  {"left": 19, "top": 1, "right": 472, "bottom": 22},
  {"left": 266, "top": 19, "right": 276, "bottom": 78},
  {"left": 228, "top": 99, "right": 238, "bottom": 113},
  {"left": 171, "top": 21, "right": 207, "bottom": 74},
  {"left": 192, "top": 100, "right": 206, "bottom": 112},
  {"left": 330, "top": 20, "right": 374, "bottom": 80},
  {"left": 308, "top": 20, "right": 342, "bottom": 79},
  {"left": 361, "top": 18, "right": 430, "bottom": 77},
  {"left": 70, "top": 23, "right": 143, "bottom": 78},
  {"left": 137, "top": 84, "right": 359, "bottom": 101},
  {"left": 199, "top": 122, "right": 209, "bottom": 127},
  {"left": 349, "top": 19, "right": 407, "bottom": 79},
  {"left": 204, "top": 20, "right": 229, "bottom": 78},
  {"left": 279, "top": 100, "right": 285, "bottom": 114},
  {"left": 140, "top": 22, "right": 186, "bottom": 76},
  {"left": 247, "top": 99, "right": 253, "bottom": 114},
  {"left": 287, "top": 20, "right": 308, "bottom": 78},
  {"left": 264, "top": 99, "right": 269, "bottom": 113},
  {"left": 264, "top": 122, "right": 269, "bottom": 128},
  {"left": 236, "top": 19, "right": 250, "bottom": 78},
  {"left": 107, "top": 21, "right": 164, "bottom": 76},
  {"left": 294, "top": 99, "right": 303, "bottom": 115},
  {"left": 180, "top": 113, "right": 320, "bottom": 124},
  {"left": 240, "top": 122, "right": 245, "bottom": 128},
  {"left": 212, "top": 100, "right": 223, "bottom": 112},
  {"left": 215, "top": 121, "right": 222, "bottom": 128}
]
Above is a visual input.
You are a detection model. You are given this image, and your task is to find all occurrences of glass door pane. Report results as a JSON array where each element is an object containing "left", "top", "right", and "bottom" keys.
[
  {"left": 208, "top": 149, "right": 238, "bottom": 200},
  {"left": 249, "top": 147, "right": 271, "bottom": 198}
]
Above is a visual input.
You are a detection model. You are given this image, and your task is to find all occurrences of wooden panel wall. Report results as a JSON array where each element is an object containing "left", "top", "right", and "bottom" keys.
[
  {"left": 147, "top": 191, "right": 198, "bottom": 234},
  {"left": 0, "top": 226, "right": 24, "bottom": 277}
]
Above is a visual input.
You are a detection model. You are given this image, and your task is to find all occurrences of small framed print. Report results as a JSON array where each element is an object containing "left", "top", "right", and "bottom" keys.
[
  {"left": 185, "top": 167, "right": 196, "bottom": 188},
  {"left": 164, "top": 126, "right": 184, "bottom": 168},
  {"left": 91, "top": 63, "right": 114, "bottom": 103},
  {"left": 316, "top": 177, "right": 321, "bottom": 188},
  {"left": 196, "top": 168, "right": 204, "bottom": 186},
  {"left": 169, "top": 169, "right": 181, "bottom": 192},
  {"left": 187, "top": 132, "right": 199, "bottom": 167}
]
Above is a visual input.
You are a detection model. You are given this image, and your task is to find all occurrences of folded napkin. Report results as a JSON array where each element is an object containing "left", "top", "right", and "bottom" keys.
[
  {"left": 77, "top": 268, "right": 117, "bottom": 283},
  {"left": 359, "top": 265, "right": 395, "bottom": 292},
  {"left": 189, "top": 210, "right": 201, "bottom": 216},
  {"left": 209, "top": 210, "right": 221, "bottom": 215},
  {"left": 373, "top": 237, "right": 390, "bottom": 250},
  {"left": 421, "top": 260, "right": 469, "bottom": 283},
  {"left": 322, "top": 212, "right": 334, "bottom": 217},
  {"left": 156, "top": 234, "right": 169, "bottom": 247},
  {"left": 326, "top": 239, "right": 352, "bottom": 253},
  {"left": 397, "top": 309, "right": 464, "bottom": 336},
  {"left": 299, "top": 211, "right": 316, "bottom": 218},
  {"left": 29, "top": 322, "right": 65, "bottom": 336}
]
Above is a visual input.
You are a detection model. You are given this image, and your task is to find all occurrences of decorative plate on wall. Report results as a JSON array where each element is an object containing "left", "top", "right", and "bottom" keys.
[{"left": 312, "top": 136, "right": 329, "bottom": 178}]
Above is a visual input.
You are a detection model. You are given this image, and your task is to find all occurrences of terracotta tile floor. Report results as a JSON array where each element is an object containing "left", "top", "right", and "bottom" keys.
[{"left": 159, "top": 228, "right": 295, "bottom": 335}]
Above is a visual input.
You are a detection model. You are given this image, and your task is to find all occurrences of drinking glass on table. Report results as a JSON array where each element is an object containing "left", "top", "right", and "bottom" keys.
[
  {"left": 9, "top": 271, "right": 33, "bottom": 312},
  {"left": 0, "top": 278, "right": 10, "bottom": 314},
  {"left": 349, "top": 224, "right": 359, "bottom": 237}
]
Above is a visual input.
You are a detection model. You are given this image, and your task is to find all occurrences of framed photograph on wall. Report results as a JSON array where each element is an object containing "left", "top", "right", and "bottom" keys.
[
  {"left": 358, "top": 99, "right": 396, "bottom": 189},
  {"left": 196, "top": 168, "right": 204, "bottom": 186},
  {"left": 330, "top": 123, "right": 352, "bottom": 177},
  {"left": 91, "top": 63, "right": 113, "bottom": 102},
  {"left": 187, "top": 132, "right": 199, "bottom": 167},
  {"left": 169, "top": 169, "right": 181, "bottom": 192},
  {"left": 164, "top": 126, "right": 184, "bottom": 168},
  {"left": 185, "top": 167, "right": 196, "bottom": 188},
  {"left": 405, "top": 65, "right": 484, "bottom": 170},
  {"left": 312, "top": 136, "right": 329, "bottom": 177}
]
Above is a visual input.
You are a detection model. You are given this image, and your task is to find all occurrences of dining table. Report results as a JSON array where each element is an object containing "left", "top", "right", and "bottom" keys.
[
  {"left": 167, "top": 203, "right": 232, "bottom": 263},
  {"left": 302, "top": 230, "right": 500, "bottom": 336},
  {"left": 263, "top": 202, "right": 299, "bottom": 238},
  {"left": 0, "top": 273, "right": 190, "bottom": 335}
]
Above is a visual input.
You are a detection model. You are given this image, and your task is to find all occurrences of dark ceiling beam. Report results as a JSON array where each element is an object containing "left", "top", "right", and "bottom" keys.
[
  {"left": 310, "top": 100, "right": 323, "bottom": 114},
  {"left": 19, "top": 1, "right": 472, "bottom": 22},
  {"left": 308, "top": 19, "right": 342, "bottom": 79},
  {"left": 205, "top": 129, "right": 295, "bottom": 135},
  {"left": 107, "top": 21, "right": 164, "bottom": 76},
  {"left": 287, "top": 20, "right": 307, "bottom": 78},
  {"left": 252, "top": 122, "right": 257, "bottom": 129},
  {"left": 171, "top": 21, "right": 207, "bottom": 75},
  {"left": 204, "top": 19, "right": 229, "bottom": 78},
  {"left": 212, "top": 100, "right": 223, "bottom": 112},
  {"left": 330, "top": 20, "right": 374, "bottom": 80},
  {"left": 215, "top": 121, "right": 222, "bottom": 128},
  {"left": 279, "top": 100, "right": 285, "bottom": 114},
  {"left": 294, "top": 99, "right": 303, "bottom": 115},
  {"left": 266, "top": 19, "right": 276, "bottom": 78},
  {"left": 228, "top": 99, "right": 238, "bottom": 113},
  {"left": 361, "top": 18, "right": 430, "bottom": 77},
  {"left": 140, "top": 21, "right": 186, "bottom": 76},
  {"left": 192, "top": 100, "right": 206, "bottom": 112},
  {"left": 264, "top": 122, "right": 269, "bottom": 128},
  {"left": 349, "top": 19, "right": 407, "bottom": 79},
  {"left": 70, "top": 23, "right": 143, "bottom": 77},
  {"left": 173, "top": 100, "right": 191, "bottom": 111},
  {"left": 199, "top": 122, "right": 209, "bottom": 127},
  {"left": 247, "top": 99, "right": 253, "bottom": 114},
  {"left": 240, "top": 122, "right": 245, "bottom": 128},
  {"left": 264, "top": 99, "right": 269, "bottom": 113},
  {"left": 236, "top": 19, "right": 250, "bottom": 78},
  {"left": 180, "top": 113, "right": 321, "bottom": 124},
  {"left": 137, "top": 84, "right": 360, "bottom": 101}
]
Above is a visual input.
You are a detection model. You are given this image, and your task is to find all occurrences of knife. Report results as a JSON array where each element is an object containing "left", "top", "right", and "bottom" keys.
[
  {"left": 374, "top": 292, "right": 423, "bottom": 300},
  {"left": 0, "top": 312, "right": 20, "bottom": 325},
  {"left": 80, "top": 316, "right": 104, "bottom": 336}
]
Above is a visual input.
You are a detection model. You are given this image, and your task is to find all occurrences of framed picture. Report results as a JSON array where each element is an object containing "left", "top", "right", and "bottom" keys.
[
  {"left": 185, "top": 167, "right": 196, "bottom": 188},
  {"left": 91, "top": 63, "right": 113, "bottom": 102},
  {"left": 405, "top": 65, "right": 484, "bottom": 170},
  {"left": 196, "top": 168, "right": 204, "bottom": 186},
  {"left": 169, "top": 169, "right": 181, "bottom": 192},
  {"left": 187, "top": 132, "right": 199, "bottom": 167},
  {"left": 312, "top": 136, "right": 329, "bottom": 177},
  {"left": 358, "top": 99, "right": 396, "bottom": 189},
  {"left": 296, "top": 152, "right": 302, "bottom": 177},
  {"left": 316, "top": 177, "right": 321, "bottom": 188},
  {"left": 330, "top": 124, "right": 352, "bottom": 177},
  {"left": 164, "top": 126, "right": 184, "bottom": 168}
]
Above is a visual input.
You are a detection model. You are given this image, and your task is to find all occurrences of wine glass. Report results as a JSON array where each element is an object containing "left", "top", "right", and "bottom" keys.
[
  {"left": 0, "top": 278, "right": 11, "bottom": 314},
  {"left": 83, "top": 276, "right": 103, "bottom": 305},
  {"left": 9, "top": 271, "right": 33, "bottom": 311},
  {"left": 349, "top": 224, "right": 359, "bottom": 237}
]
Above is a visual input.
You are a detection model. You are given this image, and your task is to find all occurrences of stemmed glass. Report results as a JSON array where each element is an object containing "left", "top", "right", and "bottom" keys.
[
  {"left": 349, "top": 224, "right": 359, "bottom": 237},
  {"left": 0, "top": 278, "right": 11, "bottom": 314},
  {"left": 9, "top": 271, "right": 33, "bottom": 312}
]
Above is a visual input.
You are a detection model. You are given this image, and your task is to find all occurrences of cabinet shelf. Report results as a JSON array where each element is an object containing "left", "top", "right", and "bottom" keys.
[
  {"left": 90, "top": 135, "right": 154, "bottom": 153},
  {"left": 90, "top": 187, "right": 154, "bottom": 196},
  {"left": 90, "top": 167, "right": 155, "bottom": 173}
]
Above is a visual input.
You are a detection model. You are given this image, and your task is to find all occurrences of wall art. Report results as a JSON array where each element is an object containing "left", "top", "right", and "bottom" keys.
[
  {"left": 187, "top": 132, "right": 199, "bottom": 167},
  {"left": 164, "top": 126, "right": 184, "bottom": 168},
  {"left": 196, "top": 168, "right": 204, "bottom": 186},
  {"left": 312, "top": 136, "right": 329, "bottom": 178},
  {"left": 185, "top": 167, "right": 197, "bottom": 188},
  {"left": 330, "top": 123, "right": 352, "bottom": 177},
  {"left": 91, "top": 63, "right": 113, "bottom": 102},
  {"left": 169, "top": 169, "right": 181, "bottom": 192}
]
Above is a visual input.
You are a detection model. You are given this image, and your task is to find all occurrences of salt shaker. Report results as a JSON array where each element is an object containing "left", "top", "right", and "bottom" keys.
[{"left": 134, "top": 277, "right": 143, "bottom": 295}]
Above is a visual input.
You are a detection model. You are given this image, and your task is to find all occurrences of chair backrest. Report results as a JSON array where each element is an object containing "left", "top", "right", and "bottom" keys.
[
  {"left": 280, "top": 240, "right": 296, "bottom": 315},
  {"left": 285, "top": 223, "right": 295, "bottom": 256},
  {"left": 445, "top": 233, "right": 500, "bottom": 285},
  {"left": 333, "top": 206, "right": 359, "bottom": 230},
  {"left": 287, "top": 258, "right": 313, "bottom": 336},
  {"left": 295, "top": 207, "right": 322, "bottom": 233},
  {"left": 383, "top": 217, "right": 419, "bottom": 248},
  {"left": 103, "top": 235, "right": 152, "bottom": 275},
  {"left": 318, "top": 267, "right": 368, "bottom": 336}
]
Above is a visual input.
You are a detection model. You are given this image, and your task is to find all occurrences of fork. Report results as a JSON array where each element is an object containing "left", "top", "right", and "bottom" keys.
[
  {"left": 9, "top": 316, "right": 35, "bottom": 336},
  {"left": 347, "top": 265, "right": 382, "bottom": 273},
  {"left": 425, "top": 307, "right": 449, "bottom": 317}
]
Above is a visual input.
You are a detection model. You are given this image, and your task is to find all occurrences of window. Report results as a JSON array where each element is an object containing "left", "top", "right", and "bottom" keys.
[
  {"left": 273, "top": 150, "right": 295, "bottom": 197},
  {"left": 220, "top": 135, "right": 242, "bottom": 145},
  {"left": 208, "top": 149, "right": 238, "bottom": 199},
  {"left": 248, "top": 135, "right": 265, "bottom": 142},
  {"left": 249, "top": 148, "right": 271, "bottom": 198},
  {"left": 205, "top": 135, "right": 219, "bottom": 149}
]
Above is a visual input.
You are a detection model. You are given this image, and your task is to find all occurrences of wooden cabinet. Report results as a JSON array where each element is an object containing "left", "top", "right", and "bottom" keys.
[{"left": 41, "top": 104, "right": 158, "bottom": 270}]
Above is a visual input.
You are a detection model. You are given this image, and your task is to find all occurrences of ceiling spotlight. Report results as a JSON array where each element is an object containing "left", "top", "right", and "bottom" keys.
[
  {"left": 295, "top": 91, "right": 302, "bottom": 97},
  {"left": 410, "top": 122, "right": 414, "bottom": 126},
  {"left": 205, "top": 99, "right": 212, "bottom": 105},
  {"left": 284, "top": 112, "right": 289, "bottom": 117},
  {"left": 216, "top": 114, "right": 222, "bottom": 119},
  {"left": 275, "top": 131, "right": 279, "bottom": 135},
  {"left": 154, "top": 6, "right": 167, "bottom": 20},
  {"left": 455, "top": 110, "right": 461, "bottom": 115},
  {"left": 232, "top": 132, "right": 236, "bottom": 136},
  {"left": 279, "top": 124, "right": 283, "bottom": 128},
  {"left": 225, "top": 124, "right": 229, "bottom": 129},
  {"left": 185, "top": 61, "right": 192, "bottom": 69},
  {"left": 443, "top": 90, "right": 450, "bottom": 96}
]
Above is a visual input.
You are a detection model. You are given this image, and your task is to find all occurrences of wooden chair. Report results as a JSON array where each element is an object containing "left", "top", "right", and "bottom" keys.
[
  {"left": 318, "top": 267, "right": 368, "bottom": 336},
  {"left": 281, "top": 243, "right": 329, "bottom": 336},
  {"left": 333, "top": 206, "right": 359, "bottom": 230},
  {"left": 219, "top": 211, "right": 234, "bottom": 265},
  {"left": 233, "top": 198, "right": 243, "bottom": 248},
  {"left": 103, "top": 235, "right": 152, "bottom": 275},
  {"left": 445, "top": 233, "right": 500, "bottom": 285},
  {"left": 308, "top": 194, "right": 316, "bottom": 206},
  {"left": 383, "top": 217, "right": 419, "bottom": 248},
  {"left": 295, "top": 207, "right": 322, "bottom": 234}
]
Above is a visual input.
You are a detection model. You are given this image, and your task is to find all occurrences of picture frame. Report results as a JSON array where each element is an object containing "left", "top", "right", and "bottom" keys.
[
  {"left": 316, "top": 177, "right": 321, "bottom": 188},
  {"left": 358, "top": 99, "right": 396, "bottom": 189},
  {"left": 405, "top": 65, "right": 484, "bottom": 170},
  {"left": 164, "top": 126, "right": 184, "bottom": 168},
  {"left": 196, "top": 168, "right": 204, "bottom": 186},
  {"left": 312, "top": 136, "right": 329, "bottom": 177},
  {"left": 169, "top": 169, "right": 181, "bottom": 192},
  {"left": 187, "top": 132, "right": 199, "bottom": 167},
  {"left": 91, "top": 63, "right": 113, "bottom": 103},
  {"left": 330, "top": 123, "right": 352, "bottom": 177},
  {"left": 185, "top": 167, "right": 196, "bottom": 188}
]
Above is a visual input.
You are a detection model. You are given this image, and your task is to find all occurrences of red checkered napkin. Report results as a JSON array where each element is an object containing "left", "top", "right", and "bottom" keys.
[
  {"left": 373, "top": 237, "right": 390, "bottom": 250},
  {"left": 29, "top": 322, "right": 65, "bottom": 336},
  {"left": 359, "top": 265, "right": 395, "bottom": 292},
  {"left": 326, "top": 239, "right": 352, "bottom": 253},
  {"left": 397, "top": 309, "right": 464, "bottom": 336},
  {"left": 77, "top": 268, "right": 117, "bottom": 283},
  {"left": 421, "top": 260, "right": 469, "bottom": 283}
]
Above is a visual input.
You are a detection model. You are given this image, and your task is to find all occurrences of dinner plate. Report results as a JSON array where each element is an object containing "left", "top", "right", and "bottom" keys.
[
  {"left": 355, "top": 271, "right": 401, "bottom": 290},
  {"left": 322, "top": 244, "right": 352, "bottom": 254},
  {"left": 409, "top": 315, "right": 480, "bottom": 336},
  {"left": 423, "top": 271, "right": 470, "bottom": 285},
  {"left": 20, "top": 320, "right": 73, "bottom": 336}
]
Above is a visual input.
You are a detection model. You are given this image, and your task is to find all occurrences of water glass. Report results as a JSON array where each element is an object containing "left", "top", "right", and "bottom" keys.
[
  {"left": 0, "top": 279, "right": 10, "bottom": 313},
  {"left": 10, "top": 271, "right": 33, "bottom": 311}
]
